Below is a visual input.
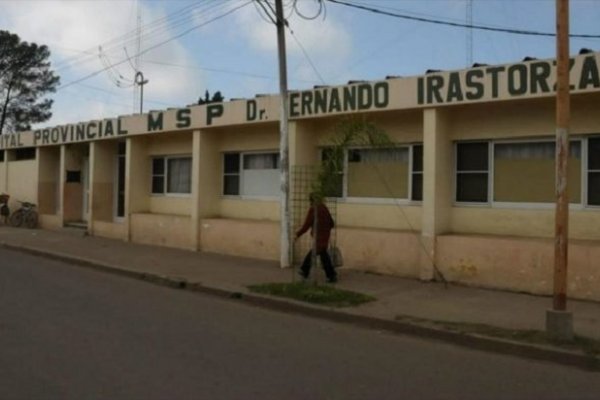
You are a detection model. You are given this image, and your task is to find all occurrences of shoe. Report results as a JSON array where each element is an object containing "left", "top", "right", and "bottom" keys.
[{"left": 327, "top": 276, "right": 338, "bottom": 284}]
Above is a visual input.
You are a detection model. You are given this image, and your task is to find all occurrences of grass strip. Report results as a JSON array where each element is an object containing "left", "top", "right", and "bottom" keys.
[
  {"left": 396, "top": 314, "right": 600, "bottom": 356},
  {"left": 248, "top": 282, "right": 376, "bottom": 308}
]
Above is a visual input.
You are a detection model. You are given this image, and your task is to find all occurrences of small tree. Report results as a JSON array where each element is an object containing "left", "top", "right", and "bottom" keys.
[
  {"left": 0, "top": 30, "right": 60, "bottom": 135},
  {"left": 312, "top": 117, "right": 393, "bottom": 203},
  {"left": 302, "top": 117, "right": 393, "bottom": 278},
  {"left": 197, "top": 90, "right": 224, "bottom": 105}
]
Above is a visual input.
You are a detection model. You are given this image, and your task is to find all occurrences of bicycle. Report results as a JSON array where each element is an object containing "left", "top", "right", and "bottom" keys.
[{"left": 10, "top": 201, "right": 38, "bottom": 229}]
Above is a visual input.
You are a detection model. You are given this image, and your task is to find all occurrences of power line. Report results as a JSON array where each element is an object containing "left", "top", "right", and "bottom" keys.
[
  {"left": 327, "top": 0, "right": 600, "bottom": 39},
  {"left": 288, "top": 29, "right": 326, "bottom": 84},
  {"left": 56, "top": 1, "right": 252, "bottom": 92},
  {"left": 54, "top": 0, "right": 226, "bottom": 73}
]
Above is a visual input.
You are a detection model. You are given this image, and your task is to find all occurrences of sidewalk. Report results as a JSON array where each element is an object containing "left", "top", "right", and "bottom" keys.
[{"left": 1, "top": 226, "right": 599, "bottom": 366}]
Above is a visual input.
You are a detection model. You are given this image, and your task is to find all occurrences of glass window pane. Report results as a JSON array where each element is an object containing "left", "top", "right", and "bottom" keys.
[
  {"left": 457, "top": 142, "right": 488, "bottom": 171},
  {"left": 117, "top": 141, "right": 126, "bottom": 155},
  {"left": 457, "top": 173, "right": 488, "bottom": 202},
  {"left": 347, "top": 148, "right": 408, "bottom": 198},
  {"left": 224, "top": 175, "right": 240, "bottom": 195},
  {"left": 243, "top": 153, "right": 279, "bottom": 170},
  {"left": 412, "top": 173, "right": 423, "bottom": 201},
  {"left": 224, "top": 153, "right": 240, "bottom": 173},
  {"left": 117, "top": 193, "right": 125, "bottom": 217},
  {"left": 322, "top": 148, "right": 344, "bottom": 173},
  {"left": 118, "top": 157, "right": 126, "bottom": 191},
  {"left": 589, "top": 138, "right": 600, "bottom": 170},
  {"left": 167, "top": 157, "right": 191, "bottom": 193},
  {"left": 588, "top": 172, "right": 600, "bottom": 205},
  {"left": 152, "top": 176, "right": 164, "bottom": 194},
  {"left": 494, "top": 142, "right": 581, "bottom": 203},
  {"left": 323, "top": 174, "right": 343, "bottom": 198},
  {"left": 152, "top": 158, "right": 164, "bottom": 175},
  {"left": 242, "top": 169, "right": 279, "bottom": 196},
  {"left": 412, "top": 145, "right": 423, "bottom": 172}
]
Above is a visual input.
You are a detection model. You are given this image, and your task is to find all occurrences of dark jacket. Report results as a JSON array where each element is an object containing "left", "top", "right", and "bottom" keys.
[{"left": 296, "top": 203, "right": 335, "bottom": 252}]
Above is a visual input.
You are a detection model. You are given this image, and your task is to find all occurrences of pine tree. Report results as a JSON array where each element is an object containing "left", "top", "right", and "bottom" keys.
[
  {"left": 0, "top": 30, "right": 60, "bottom": 135},
  {"left": 197, "top": 90, "right": 225, "bottom": 105}
]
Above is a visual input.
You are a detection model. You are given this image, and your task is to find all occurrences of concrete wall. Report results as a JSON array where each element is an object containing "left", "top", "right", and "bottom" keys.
[
  {"left": 200, "top": 218, "right": 280, "bottom": 260},
  {"left": 6, "top": 158, "right": 37, "bottom": 211},
  {"left": 337, "top": 227, "right": 421, "bottom": 277},
  {"left": 37, "top": 146, "right": 60, "bottom": 215},
  {"left": 437, "top": 234, "right": 600, "bottom": 302},
  {"left": 130, "top": 213, "right": 193, "bottom": 250},
  {"left": 93, "top": 220, "right": 127, "bottom": 241},
  {"left": 90, "top": 140, "right": 116, "bottom": 223}
]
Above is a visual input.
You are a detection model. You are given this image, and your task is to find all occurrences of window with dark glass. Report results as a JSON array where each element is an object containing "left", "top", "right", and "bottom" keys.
[
  {"left": 411, "top": 144, "right": 423, "bottom": 201},
  {"left": 321, "top": 148, "right": 343, "bottom": 198},
  {"left": 151, "top": 156, "right": 191, "bottom": 195},
  {"left": 588, "top": 137, "right": 600, "bottom": 205},
  {"left": 223, "top": 153, "right": 240, "bottom": 195},
  {"left": 456, "top": 142, "right": 489, "bottom": 202},
  {"left": 14, "top": 147, "right": 36, "bottom": 161}
]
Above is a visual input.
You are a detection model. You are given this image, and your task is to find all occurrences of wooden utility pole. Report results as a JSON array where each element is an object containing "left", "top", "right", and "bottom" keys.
[
  {"left": 547, "top": 0, "right": 573, "bottom": 340},
  {"left": 275, "top": 0, "right": 291, "bottom": 269}
]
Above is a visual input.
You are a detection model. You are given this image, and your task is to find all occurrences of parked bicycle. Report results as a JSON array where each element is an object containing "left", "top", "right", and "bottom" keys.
[{"left": 10, "top": 201, "right": 38, "bottom": 229}]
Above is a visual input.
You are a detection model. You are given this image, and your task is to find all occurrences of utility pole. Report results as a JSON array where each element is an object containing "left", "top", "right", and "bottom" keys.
[
  {"left": 135, "top": 71, "right": 149, "bottom": 114},
  {"left": 547, "top": 0, "right": 573, "bottom": 341},
  {"left": 275, "top": 0, "right": 291, "bottom": 269},
  {"left": 133, "top": 0, "right": 142, "bottom": 113}
]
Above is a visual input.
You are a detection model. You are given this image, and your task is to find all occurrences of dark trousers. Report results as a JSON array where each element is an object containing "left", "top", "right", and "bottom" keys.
[{"left": 300, "top": 249, "right": 336, "bottom": 280}]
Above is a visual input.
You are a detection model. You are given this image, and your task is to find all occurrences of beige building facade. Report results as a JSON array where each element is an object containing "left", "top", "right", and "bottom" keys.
[{"left": 2, "top": 51, "right": 600, "bottom": 301}]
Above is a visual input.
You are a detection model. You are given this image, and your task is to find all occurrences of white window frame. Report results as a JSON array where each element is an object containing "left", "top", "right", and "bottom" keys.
[
  {"left": 151, "top": 154, "right": 192, "bottom": 197},
  {"left": 319, "top": 144, "right": 422, "bottom": 205},
  {"left": 221, "top": 150, "right": 280, "bottom": 201},
  {"left": 454, "top": 137, "right": 588, "bottom": 210}
]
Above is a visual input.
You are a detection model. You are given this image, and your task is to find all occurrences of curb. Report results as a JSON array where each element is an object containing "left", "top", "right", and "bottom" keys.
[{"left": 2, "top": 241, "right": 598, "bottom": 372}]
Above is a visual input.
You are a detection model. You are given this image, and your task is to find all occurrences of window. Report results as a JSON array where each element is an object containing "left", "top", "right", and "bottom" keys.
[
  {"left": 151, "top": 155, "right": 191, "bottom": 195},
  {"left": 494, "top": 141, "right": 581, "bottom": 203},
  {"left": 116, "top": 142, "right": 126, "bottom": 217},
  {"left": 0, "top": 150, "right": 4, "bottom": 162},
  {"left": 223, "top": 153, "right": 241, "bottom": 195},
  {"left": 455, "top": 139, "right": 585, "bottom": 205},
  {"left": 320, "top": 144, "right": 422, "bottom": 201},
  {"left": 411, "top": 145, "right": 423, "bottom": 201},
  {"left": 456, "top": 142, "right": 489, "bottom": 203},
  {"left": 321, "top": 148, "right": 343, "bottom": 198},
  {"left": 14, "top": 147, "right": 36, "bottom": 161},
  {"left": 588, "top": 137, "right": 600, "bottom": 205},
  {"left": 223, "top": 152, "right": 279, "bottom": 197},
  {"left": 347, "top": 148, "right": 409, "bottom": 198}
]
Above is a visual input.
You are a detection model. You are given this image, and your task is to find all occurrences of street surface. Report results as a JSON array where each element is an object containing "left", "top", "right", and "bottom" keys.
[{"left": 1, "top": 248, "right": 599, "bottom": 400}]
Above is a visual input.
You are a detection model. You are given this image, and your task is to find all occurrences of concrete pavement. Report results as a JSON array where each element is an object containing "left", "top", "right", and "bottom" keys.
[{"left": 0, "top": 226, "right": 599, "bottom": 369}]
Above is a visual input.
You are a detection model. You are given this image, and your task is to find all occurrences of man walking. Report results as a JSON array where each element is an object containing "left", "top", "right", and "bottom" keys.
[{"left": 295, "top": 194, "right": 337, "bottom": 283}]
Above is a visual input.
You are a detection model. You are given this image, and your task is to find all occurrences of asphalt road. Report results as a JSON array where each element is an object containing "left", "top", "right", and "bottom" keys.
[{"left": 1, "top": 248, "right": 599, "bottom": 400}]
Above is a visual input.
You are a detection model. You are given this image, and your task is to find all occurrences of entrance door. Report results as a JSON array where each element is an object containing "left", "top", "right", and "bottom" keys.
[
  {"left": 114, "top": 141, "right": 126, "bottom": 221},
  {"left": 82, "top": 157, "right": 90, "bottom": 222}
]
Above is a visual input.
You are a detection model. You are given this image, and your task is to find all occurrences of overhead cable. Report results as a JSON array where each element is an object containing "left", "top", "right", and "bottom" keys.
[
  {"left": 56, "top": 1, "right": 252, "bottom": 92},
  {"left": 327, "top": 0, "right": 600, "bottom": 39}
]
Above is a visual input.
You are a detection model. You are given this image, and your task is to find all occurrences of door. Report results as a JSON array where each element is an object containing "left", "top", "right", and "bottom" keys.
[{"left": 114, "top": 141, "right": 126, "bottom": 221}]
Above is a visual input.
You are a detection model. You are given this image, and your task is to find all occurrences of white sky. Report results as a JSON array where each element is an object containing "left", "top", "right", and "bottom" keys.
[{"left": 1, "top": 0, "right": 599, "bottom": 129}]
